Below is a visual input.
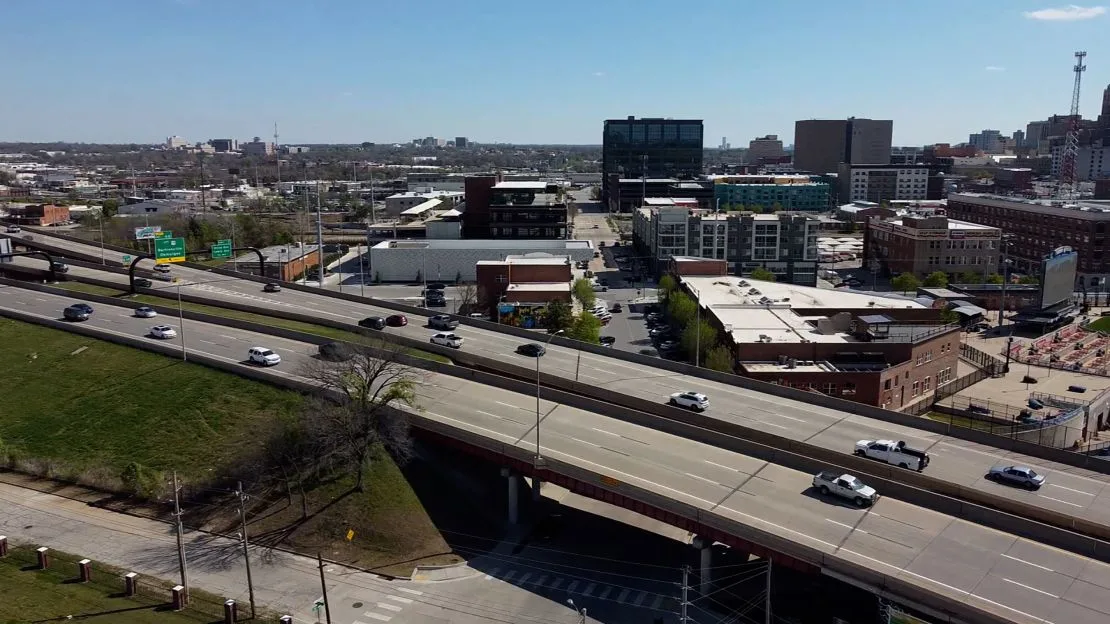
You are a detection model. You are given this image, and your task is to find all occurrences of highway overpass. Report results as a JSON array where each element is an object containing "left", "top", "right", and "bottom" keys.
[
  {"left": 8, "top": 227, "right": 1110, "bottom": 545},
  {"left": 2, "top": 284, "right": 1110, "bottom": 624}
]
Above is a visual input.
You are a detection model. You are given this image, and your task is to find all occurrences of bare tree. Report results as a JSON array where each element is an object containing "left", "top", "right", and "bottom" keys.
[
  {"left": 300, "top": 344, "right": 421, "bottom": 491},
  {"left": 456, "top": 283, "right": 478, "bottom": 314}
]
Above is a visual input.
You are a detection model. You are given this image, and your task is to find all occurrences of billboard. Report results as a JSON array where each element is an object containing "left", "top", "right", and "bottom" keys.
[
  {"left": 134, "top": 225, "right": 162, "bottom": 240},
  {"left": 1040, "top": 247, "right": 1078, "bottom": 309}
]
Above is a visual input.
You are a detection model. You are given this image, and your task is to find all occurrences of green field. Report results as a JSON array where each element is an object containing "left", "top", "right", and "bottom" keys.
[
  {"left": 0, "top": 549, "right": 210, "bottom": 624},
  {"left": 1088, "top": 317, "right": 1110, "bottom": 332},
  {"left": 0, "top": 318, "right": 452, "bottom": 572},
  {"left": 53, "top": 281, "right": 450, "bottom": 364}
]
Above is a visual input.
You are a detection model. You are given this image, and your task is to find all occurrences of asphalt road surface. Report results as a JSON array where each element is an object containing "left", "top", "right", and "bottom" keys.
[{"left": 3, "top": 285, "right": 1110, "bottom": 624}]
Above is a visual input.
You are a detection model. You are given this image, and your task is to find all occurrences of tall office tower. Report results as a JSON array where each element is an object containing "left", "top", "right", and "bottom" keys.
[
  {"left": 792, "top": 118, "right": 893, "bottom": 174},
  {"left": 601, "top": 116, "right": 704, "bottom": 206}
]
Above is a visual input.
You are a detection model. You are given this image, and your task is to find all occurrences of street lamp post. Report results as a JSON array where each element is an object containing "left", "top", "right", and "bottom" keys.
[
  {"left": 535, "top": 329, "right": 565, "bottom": 463},
  {"left": 358, "top": 243, "right": 365, "bottom": 298},
  {"left": 98, "top": 210, "right": 106, "bottom": 265},
  {"left": 566, "top": 599, "right": 587, "bottom": 624},
  {"left": 176, "top": 281, "right": 188, "bottom": 362}
]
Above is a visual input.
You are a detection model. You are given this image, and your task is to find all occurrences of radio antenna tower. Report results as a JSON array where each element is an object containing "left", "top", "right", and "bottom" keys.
[
  {"left": 273, "top": 121, "right": 281, "bottom": 185},
  {"left": 1059, "top": 51, "right": 1086, "bottom": 199}
]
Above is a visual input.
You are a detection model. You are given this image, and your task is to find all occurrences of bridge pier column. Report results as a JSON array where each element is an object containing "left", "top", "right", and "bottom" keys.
[
  {"left": 531, "top": 478, "right": 543, "bottom": 502},
  {"left": 501, "top": 468, "right": 519, "bottom": 525},
  {"left": 693, "top": 536, "right": 712, "bottom": 593}
]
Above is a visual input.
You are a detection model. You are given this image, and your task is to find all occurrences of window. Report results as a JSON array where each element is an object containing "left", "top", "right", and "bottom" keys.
[
  {"left": 912, "top": 381, "right": 921, "bottom": 396},
  {"left": 923, "top": 376, "right": 932, "bottom": 391},
  {"left": 822, "top": 382, "right": 838, "bottom": 394},
  {"left": 884, "top": 379, "right": 891, "bottom": 390}
]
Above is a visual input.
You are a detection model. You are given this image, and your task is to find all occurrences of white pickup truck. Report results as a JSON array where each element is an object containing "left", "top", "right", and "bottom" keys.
[
  {"left": 812, "top": 471, "right": 878, "bottom": 507},
  {"left": 854, "top": 439, "right": 930, "bottom": 471}
]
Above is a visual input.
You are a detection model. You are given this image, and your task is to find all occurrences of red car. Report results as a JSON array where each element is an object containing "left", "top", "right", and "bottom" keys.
[{"left": 386, "top": 314, "right": 408, "bottom": 327}]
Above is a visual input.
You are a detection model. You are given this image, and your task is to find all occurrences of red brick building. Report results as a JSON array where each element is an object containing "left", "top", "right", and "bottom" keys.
[
  {"left": 669, "top": 256, "right": 726, "bottom": 277},
  {"left": 7, "top": 204, "right": 70, "bottom": 226},
  {"left": 475, "top": 256, "right": 573, "bottom": 324}
]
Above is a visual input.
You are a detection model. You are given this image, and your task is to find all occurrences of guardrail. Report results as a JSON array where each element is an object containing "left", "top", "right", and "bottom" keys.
[
  {"left": 0, "top": 304, "right": 1067, "bottom": 624},
  {"left": 3, "top": 279, "right": 1110, "bottom": 568}
]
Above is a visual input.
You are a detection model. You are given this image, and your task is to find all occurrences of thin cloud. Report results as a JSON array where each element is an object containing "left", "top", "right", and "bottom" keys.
[
  {"left": 1023, "top": 5, "right": 1107, "bottom": 20},
  {"left": 592, "top": 71, "right": 605, "bottom": 77},
  {"left": 984, "top": 66, "right": 1006, "bottom": 71}
]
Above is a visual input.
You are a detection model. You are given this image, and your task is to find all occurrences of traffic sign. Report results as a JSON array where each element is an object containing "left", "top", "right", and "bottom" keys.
[
  {"left": 154, "top": 230, "right": 173, "bottom": 238},
  {"left": 154, "top": 237, "right": 186, "bottom": 263},
  {"left": 211, "top": 239, "right": 232, "bottom": 259},
  {"left": 122, "top": 254, "right": 132, "bottom": 263}
]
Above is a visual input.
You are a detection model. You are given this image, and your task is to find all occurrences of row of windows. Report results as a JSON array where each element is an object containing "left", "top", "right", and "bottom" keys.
[{"left": 925, "top": 256, "right": 995, "bottom": 266}]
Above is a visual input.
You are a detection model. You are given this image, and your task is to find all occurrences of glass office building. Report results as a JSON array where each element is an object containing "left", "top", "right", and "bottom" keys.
[{"left": 602, "top": 117, "right": 704, "bottom": 207}]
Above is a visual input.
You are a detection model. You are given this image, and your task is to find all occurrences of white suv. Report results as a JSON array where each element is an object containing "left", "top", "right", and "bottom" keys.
[
  {"left": 248, "top": 347, "right": 281, "bottom": 366},
  {"left": 150, "top": 325, "right": 177, "bottom": 339},
  {"left": 669, "top": 391, "right": 710, "bottom": 412},
  {"left": 430, "top": 332, "right": 463, "bottom": 348}
]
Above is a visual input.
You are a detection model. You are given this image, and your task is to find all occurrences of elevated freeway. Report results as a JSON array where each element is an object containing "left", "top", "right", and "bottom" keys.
[
  {"left": 8, "top": 228, "right": 1110, "bottom": 542},
  {"left": 2, "top": 284, "right": 1110, "bottom": 624}
]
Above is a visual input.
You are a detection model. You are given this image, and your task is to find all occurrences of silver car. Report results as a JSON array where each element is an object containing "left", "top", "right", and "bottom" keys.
[{"left": 987, "top": 465, "right": 1045, "bottom": 490}]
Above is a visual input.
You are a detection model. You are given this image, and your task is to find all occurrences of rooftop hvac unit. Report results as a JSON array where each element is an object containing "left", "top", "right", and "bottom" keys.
[
  {"left": 777, "top": 354, "right": 788, "bottom": 365},
  {"left": 738, "top": 280, "right": 750, "bottom": 287},
  {"left": 787, "top": 358, "right": 797, "bottom": 369}
]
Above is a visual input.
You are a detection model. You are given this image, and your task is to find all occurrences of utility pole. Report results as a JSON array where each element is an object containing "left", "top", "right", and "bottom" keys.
[
  {"left": 764, "top": 559, "right": 773, "bottom": 624},
  {"left": 315, "top": 176, "right": 325, "bottom": 288},
  {"left": 235, "top": 482, "right": 257, "bottom": 619},
  {"left": 316, "top": 552, "right": 333, "bottom": 624},
  {"left": 680, "top": 565, "right": 690, "bottom": 624},
  {"left": 172, "top": 472, "right": 189, "bottom": 603}
]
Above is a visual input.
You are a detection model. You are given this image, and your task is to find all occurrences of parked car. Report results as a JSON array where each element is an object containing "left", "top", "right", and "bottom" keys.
[
  {"left": 318, "top": 341, "right": 354, "bottom": 361},
  {"left": 428, "top": 315, "right": 459, "bottom": 330},
  {"left": 134, "top": 306, "right": 157, "bottom": 318},
  {"left": 842, "top": 277, "right": 863, "bottom": 287},
  {"left": 986, "top": 465, "right": 1045, "bottom": 489},
  {"left": 425, "top": 296, "right": 447, "bottom": 307},
  {"left": 134, "top": 278, "right": 153, "bottom": 288},
  {"left": 812, "top": 472, "right": 878, "bottom": 507},
  {"left": 668, "top": 391, "right": 709, "bottom": 411},
  {"left": 649, "top": 326, "right": 673, "bottom": 339},
  {"left": 591, "top": 283, "right": 608, "bottom": 292},
  {"left": 854, "top": 439, "right": 930, "bottom": 471},
  {"left": 153, "top": 263, "right": 172, "bottom": 274},
  {"left": 658, "top": 340, "right": 680, "bottom": 352},
  {"left": 517, "top": 343, "right": 546, "bottom": 357},
  {"left": 610, "top": 303, "right": 622, "bottom": 313},
  {"left": 646, "top": 312, "right": 664, "bottom": 323},
  {"left": 150, "top": 325, "right": 177, "bottom": 339},
  {"left": 63, "top": 306, "right": 90, "bottom": 322},
  {"left": 264, "top": 283, "right": 282, "bottom": 293},
  {"left": 51, "top": 262, "right": 69, "bottom": 274},
  {"left": 248, "top": 347, "right": 281, "bottom": 366},
  {"left": 426, "top": 283, "right": 446, "bottom": 290},
  {"left": 431, "top": 332, "right": 464, "bottom": 348},
  {"left": 386, "top": 315, "right": 408, "bottom": 327},
  {"left": 359, "top": 316, "right": 386, "bottom": 330}
]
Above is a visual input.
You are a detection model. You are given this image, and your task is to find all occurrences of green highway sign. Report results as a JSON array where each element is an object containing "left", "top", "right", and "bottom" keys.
[
  {"left": 154, "top": 237, "right": 186, "bottom": 263},
  {"left": 211, "top": 239, "right": 232, "bottom": 259}
]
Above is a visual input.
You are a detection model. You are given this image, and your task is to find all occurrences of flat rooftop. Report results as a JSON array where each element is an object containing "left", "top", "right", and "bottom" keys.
[
  {"left": 950, "top": 193, "right": 1110, "bottom": 218},
  {"left": 477, "top": 256, "right": 572, "bottom": 266},
  {"left": 493, "top": 181, "right": 548, "bottom": 191},
  {"left": 506, "top": 282, "right": 572, "bottom": 292},
  {"left": 400, "top": 198, "right": 442, "bottom": 215},
  {"left": 234, "top": 243, "right": 320, "bottom": 263},
  {"left": 374, "top": 239, "right": 593, "bottom": 251},
  {"left": 886, "top": 217, "right": 996, "bottom": 231},
  {"left": 644, "top": 197, "right": 700, "bottom": 206},
  {"left": 681, "top": 275, "right": 925, "bottom": 345}
]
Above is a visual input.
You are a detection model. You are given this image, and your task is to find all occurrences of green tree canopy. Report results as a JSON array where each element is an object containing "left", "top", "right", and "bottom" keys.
[
  {"left": 658, "top": 274, "right": 678, "bottom": 301},
  {"left": 750, "top": 267, "right": 776, "bottom": 282},
  {"left": 681, "top": 319, "right": 717, "bottom": 365},
  {"left": 958, "top": 270, "right": 980, "bottom": 285},
  {"left": 923, "top": 271, "right": 949, "bottom": 288},
  {"left": 100, "top": 198, "right": 120, "bottom": 219},
  {"left": 667, "top": 291, "right": 697, "bottom": 327},
  {"left": 985, "top": 273, "right": 1004, "bottom": 285},
  {"left": 1018, "top": 275, "right": 1040, "bottom": 285},
  {"left": 704, "top": 345, "right": 735, "bottom": 373},
  {"left": 544, "top": 299, "right": 574, "bottom": 331},
  {"left": 566, "top": 312, "right": 601, "bottom": 344},
  {"left": 572, "top": 277, "right": 596, "bottom": 308},
  {"left": 891, "top": 273, "right": 921, "bottom": 294}
]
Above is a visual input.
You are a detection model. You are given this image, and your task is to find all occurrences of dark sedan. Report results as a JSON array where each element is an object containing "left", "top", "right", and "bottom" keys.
[
  {"left": 358, "top": 316, "right": 386, "bottom": 330},
  {"left": 517, "top": 343, "right": 546, "bottom": 357}
]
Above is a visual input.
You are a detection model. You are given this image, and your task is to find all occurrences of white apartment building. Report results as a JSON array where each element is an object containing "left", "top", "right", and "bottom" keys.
[
  {"left": 1050, "top": 144, "right": 1110, "bottom": 181},
  {"left": 837, "top": 164, "right": 929, "bottom": 203}
]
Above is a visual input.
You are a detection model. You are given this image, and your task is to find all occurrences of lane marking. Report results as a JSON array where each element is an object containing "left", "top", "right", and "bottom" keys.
[
  {"left": 1002, "top": 578, "right": 1058, "bottom": 598},
  {"left": 632, "top": 591, "right": 647, "bottom": 606},
  {"left": 517, "top": 572, "right": 532, "bottom": 584},
  {"left": 685, "top": 472, "right": 722, "bottom": 486},
  {"left": 550, "top": 578, "right": 564, "bottom": 590},
  {"left": 826, "top": 518, "right": 868, "bottom": 534},
  {"left": 1038, "top": 495, "right": 1083, "bottom": 508},
  {"left": 592, "top": 428, "right": 620, "bottom": 437},
  {"left": 386, "top": 596, "right": 413, "bottom": 604},
  {"left": 1001, "top": 554, "right": 1054, "bottom": 573},
  {"left": 566, "top": 580, "right": 579, "bottom": 593},
  {"left": 1048, "top": 484, "right": 1094, "bottom": 496},
  {"left": 503, "top": 570, "right": 517, "bottom": 582},
  {"left": 376, "top": 602, "right": 403, "bottom": 612},
  {"left": 570, "top": 437, "right": 600, "bottom": 448},
  {"left": 615, "top": 588, "right": 631, "bottom": 603},
  {"left": 650, "top": 594, "right": 666, "bottom": 609},
  {"left": 704, "top": 460, "right": 741, "bottom": 472},
  {"left": 395, "top": 587, "right": 423, "bottom": 596},
  {"left": 362, "top": 614, "right": 392, "bottom": 622},
  {"left": 532, "top": 574, "right": 548, "bottom": 587}
]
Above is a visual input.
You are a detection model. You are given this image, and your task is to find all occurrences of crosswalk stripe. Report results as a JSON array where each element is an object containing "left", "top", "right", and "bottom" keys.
[
  {"left": 650, "top": 594, "right": 665, "bottom": 609},
  {"left": 396, "top": 587, "right": 424, "bottom": 596},
  {"left": 533, "top": 574, "right": 549, "bottom": 587},
  {"left": 503, "top": 570, "right": 517, "bottom": 582},
  {"left": 582, "top": 582, "right": 597, "bottom": 597},
  {"left": 377, "top": 602, "right": 403, "bottom": 612},
  {"left": 362, "top": 614, "right": 393, "bottom": 622},
  {"left": 517, "top": 572, "right": 533, "bottom": 584},
  {"left": 485, "top": 567, "right": 501, "bottom": 579},
  {"left": 550, "top": 578, "right": 565, "bottom": 590},
  {"left": 616, "top": 588, "right": 630, "bottom": 603},
  {"left": 598, "top": 586, "right": 613, "bottom": 600},
  {"left": 387, "top": 596, "right": 413, "bottom": 605},
  {"left": 566, "top": 580, "right": 579, "bottom": 593},
  {"left": 632, "top": 591, "right": 647, "bottom": 606}
]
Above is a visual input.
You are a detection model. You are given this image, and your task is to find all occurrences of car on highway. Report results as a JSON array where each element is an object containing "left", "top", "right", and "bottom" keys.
[
  {"left": 5, "top": 225, "right": 21, "bottom": 233},
  {"left": 134, "top": 307, "right": 158, "bottom": 318},
  {"left": 812, "top": 472, "right": 878, "bottom": 507},
  {"left": 51, "top": 262, "right": 69, "bottom": 274},
  {"left": 318, "top": 341, "right": 354, "bottom": 361},
  {"left": 150, "top": 325, "right": 177, "bottom": 339},
  {"left": 517, "top": 343, "right": 546, "bottom": 357},
  {"left": 854, "top": 439, "right": 930, "bottom": 471},
  {"left": 359, "top": 316, "right": 386, "bottom": 330},
  {"left": 428, "top": 315, "right": 459, "bottom": 330},
  {"left": 263, "top": 283, "right": 282, "bottom": 293},
  {"left": 430, "top": 332, "right": 463, "bottom": 348},
  {"left": 248, "top": 347, "right": 281, "bottom": 366},
  {"left": 986, "top": 465, "right": 1046, "bottom": 490},
  {"left": 599, "top": 336, "right": 616, "bottom": 347},
  {"left": 70, "top": 303, "right": 93, "bottom": 316},
  {"left": 134, "top": 278, "right": 153, "bottom": 288},
  {"left": 153, "top": 263, "right": 172, "bottom": 274},
  {"left": 668, "top": 391, "right": 709, "bottom": 411},
  {"left": 63, "top": 306, "right": 90, "bottom": 322},
  {"left": 386, "top": 314, "right": 408, "bottom": 327},
  {"left": 424, "top": 296, "right": 447, "bottom": 307},
  {"left": 426, "top": 283, "right": 446, "bottom": 291}
]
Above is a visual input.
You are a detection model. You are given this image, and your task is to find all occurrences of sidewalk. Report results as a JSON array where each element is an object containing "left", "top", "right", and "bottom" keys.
[{"left": 0, "top": 480, "right": 404, "bottom": 621}]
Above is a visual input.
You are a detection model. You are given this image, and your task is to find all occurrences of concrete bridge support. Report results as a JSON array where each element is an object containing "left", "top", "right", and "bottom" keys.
[
  {"left": 501, "top": 467, "right": 519, "bottom": 525},
  {"left": 693, "top": 535, "right": 712, "bottom": 593}
]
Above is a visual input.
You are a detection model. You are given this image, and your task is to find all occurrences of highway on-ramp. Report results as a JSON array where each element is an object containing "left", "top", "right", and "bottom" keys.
[
  {"left": 11, "top": 229, "right": 1110, "bottom": 537},
  {"left": 2, "top": 284, "right": 1110, "bottom": 624}
]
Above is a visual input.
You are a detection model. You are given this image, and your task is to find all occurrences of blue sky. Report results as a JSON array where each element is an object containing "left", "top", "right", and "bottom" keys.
[{"left": 3, "top": 1, "right": 1110, "bottom": 146}]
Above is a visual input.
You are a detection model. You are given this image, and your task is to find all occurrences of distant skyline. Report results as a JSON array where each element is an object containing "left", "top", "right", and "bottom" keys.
[{"left": 2, "top": 1, "right": 1110, "bottom": 147}]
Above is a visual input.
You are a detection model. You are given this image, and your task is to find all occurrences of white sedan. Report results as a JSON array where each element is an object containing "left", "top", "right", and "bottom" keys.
[
  {"left": 430, "top": 332, "right": 463, "bottom": 348},
  {"left": 150, "top": 325, "right": 177, "bottom": 339},
  {"left": 135, "top": 307, "right": 158, "bottom": 318}
]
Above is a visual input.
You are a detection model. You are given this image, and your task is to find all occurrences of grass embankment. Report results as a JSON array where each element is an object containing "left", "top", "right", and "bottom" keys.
[
  {"left": 1087, "top": 317, "right": 1110, "bottom": 332},
  {"left": 0, "top": 548, "right": 210, "bottom": 624},
  {"left": 0, "top": 319, "right": 453, "bottom": 574},
  {"left": 53, "top": 281, "right": 451, "bottom": 364}
]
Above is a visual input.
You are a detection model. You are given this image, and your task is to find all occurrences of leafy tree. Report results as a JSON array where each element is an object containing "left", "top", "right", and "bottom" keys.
[
  {"left": 704, "top": 345, "right": 735, "bottom": 373},
  {"left": 681, "top": 319, "right": 717, "bottom": 364},
  {"left": 100, "top": 198, "right": 120, "bottom": 219},
  {"left": 544, "top": 299, "right": 574, "bottom": 331},
  {"left": 749, "top": 205, "right": 764, "bottom": 214},
  {"left": 572, "top": 277, "right": 596, "bottom": 307},
  {"left": 1019, "top": 275, "right": 1040, "bottom": 285},
  {"left": 923, "top": 271, "right": 949, "bottom": 288},
  {"left": 958, "top": 271, "right": 980, "bottom": 284},
  {"left": 891, "top": 273, "right": 921, "bottom": 294},
  {"left": 566, "top": 312, "right": 601, "bottom": 344},
  {"left": 658, "top": 274, "right": 678, "bottom": 301},
  {"left": 770, "top": 202, "right": 784, "bottom": 213},
  {"left": 589, "top": 186, "right": 602, "bottom": 201},
  {"left": 940, "top": 308, "right": 960, "bottom": 324},
  {"left": 750, "top": 267, "right": 776, "bottom": 282},
  {"left": 667, "top": 291, "right": 697, "bottom": 327},
  {"left": 985, "top": 273, "right": 1004, "bottom": 285}
]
